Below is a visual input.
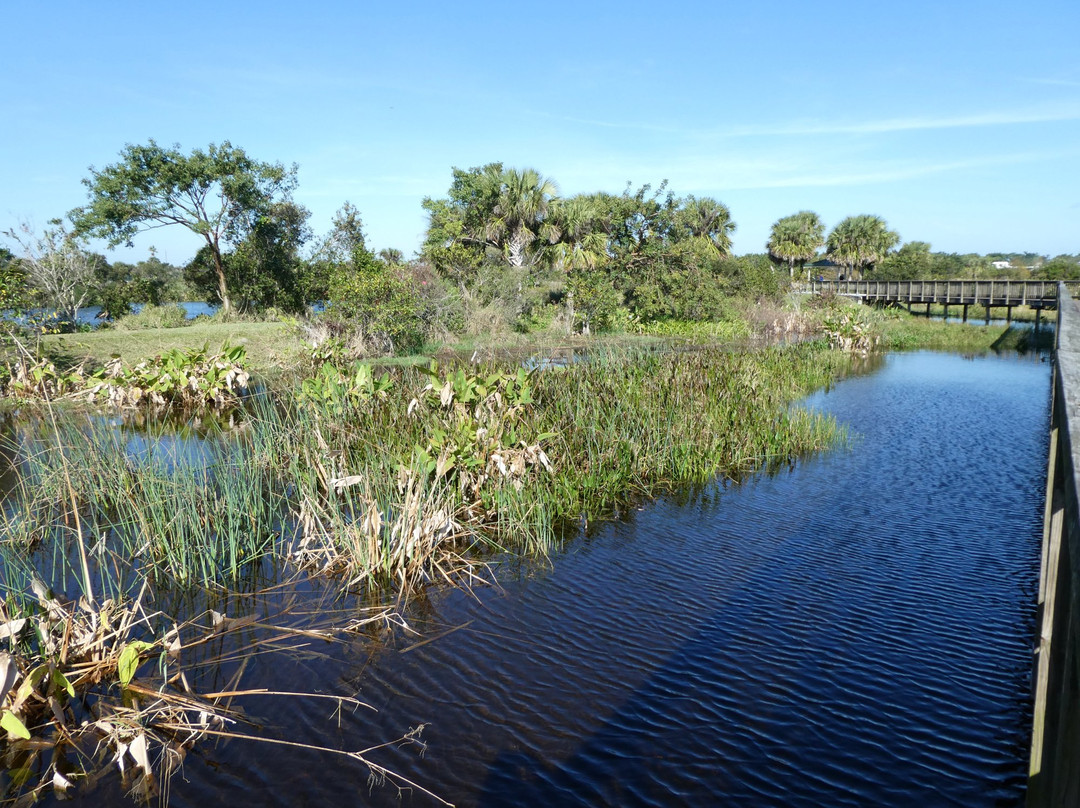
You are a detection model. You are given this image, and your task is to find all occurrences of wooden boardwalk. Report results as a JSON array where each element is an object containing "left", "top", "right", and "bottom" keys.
[
  {"left": 809, "top": 279, "right": 1080, "bottom": 322},
  {"left": 1029, "top": 283, "right": 1080, "bottom": 806}
]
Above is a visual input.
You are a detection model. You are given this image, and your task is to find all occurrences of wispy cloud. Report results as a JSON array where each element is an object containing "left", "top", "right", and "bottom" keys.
[
  {"left": 537, "top": 102, "right": 1080, "bottom": 139},
  {"left": 746, "top": 106, "right": 1080, "bottom": 136},
  {"left": 552, "top": 148, "right": 1078, "bottom": 196}
]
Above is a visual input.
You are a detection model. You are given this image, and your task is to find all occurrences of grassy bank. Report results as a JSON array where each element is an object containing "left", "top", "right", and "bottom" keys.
[
  {"left": 39, "top": 321, "right": 307, "bottom": 378},
  {"left": 874, "top": 307, "right": 1053, "bottom": 353},
  {"left": 38, "top": 321, "right": 688, "bottom": 380}
]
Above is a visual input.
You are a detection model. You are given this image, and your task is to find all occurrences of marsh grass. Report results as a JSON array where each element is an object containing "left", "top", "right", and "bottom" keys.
[
  {"left": 0, "top": 339, "right": 850, "bottom": 596},
  {"left": 242, "top": 343, "right": 849, "bottom": 581}
]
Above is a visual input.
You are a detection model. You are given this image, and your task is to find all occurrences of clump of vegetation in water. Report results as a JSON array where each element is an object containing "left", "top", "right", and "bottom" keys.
[
  {"left": 822, "top": 310, "right": 879, "bottom": 354},
  {"left": 1, "top": 344, "right": 249, "bottom": 410},
  {"left": 266, "top": 344, "right": 849, "bottom": 583},
  {"left": 0, "top": 341, "right": 849, "bottom": 590}
]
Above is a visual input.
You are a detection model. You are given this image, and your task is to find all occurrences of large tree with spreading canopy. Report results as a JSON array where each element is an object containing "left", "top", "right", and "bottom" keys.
[{"left": 70, "top": 140, "right": 298, "bottom": 314}]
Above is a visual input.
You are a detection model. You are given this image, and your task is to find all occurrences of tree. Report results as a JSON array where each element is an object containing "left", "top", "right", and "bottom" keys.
[
  {"left": 326, "top": 247, "right": 423, "bottom": 356},
  {"left": 0, "top": 246, "right": 28, "bottom": 317},
  {"left": 767, "top": 211, "right": 825, "bottom": 279},
  {"left": 1033, "top": 254, "right": 1080, "bottom": 281},
  {"left": 596, "top": 183, "right": 736, "bottom": 323},
  {"left": 826, "top": 215, "right": 900, "bottom": 280},
  {"left": 423, "top": 164, "right": 559, "bottom": 273},
  {"left": 422, "top": 165, "right": 499, "bottom": 301},
  {"left": 298, "top": 202, "right": 372, "bottom": 305},
  {"left": 548, "top": 195, "right": 610, "bottom": 333},
  {"left": 673, "top": 196, "right": 736, "bottom": 256},
  {"left": 201, "top": 200, "right": 312, "bottom": 312},
  {"left": 485, "top": 167, "right": 559, "bottom": 268},
  {"left": 317, "top": 202, "right": 369, "bottom": 265},
  {"left": 4, "top": 220, "right": 99, "bottom": 325},
  {"left": 874, "top": 241, "right": 934, "bottom": 280},
  {"left": 70, "top": 140, "right": 298, "bottom": 315},
  {"left": 378, "top": 248, "right": 405, "bottom": 266},
  {"left": 422, "top": 165, "right": 561, "bottom": 328}
]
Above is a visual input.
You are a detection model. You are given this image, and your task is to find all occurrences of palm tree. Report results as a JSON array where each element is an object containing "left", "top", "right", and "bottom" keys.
[
  {"left": 675, "top": 196, "right": 736, "bottom": 256},
  {"left": 485, "top": 168, "right": 559, "bottom": 268},
  {"left": 826, "top": 215, "right": 900, "bottom": 280},
  {"left": 548, "top": 195, "right": 609, "bottom": 333},
  {"left": 767, "top": 211, "right": 825, "bottom": 279},
  {"left": 377, "top": 248, "right": 405, "bottom": 266}
]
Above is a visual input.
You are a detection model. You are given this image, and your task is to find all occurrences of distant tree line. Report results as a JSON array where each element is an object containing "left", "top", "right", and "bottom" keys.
[{"left": 2, "top": 139, "right": 1076, "bottom": 344}]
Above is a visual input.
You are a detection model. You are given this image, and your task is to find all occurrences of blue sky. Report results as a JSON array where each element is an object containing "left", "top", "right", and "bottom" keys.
[{"left": 3, "top": 0, "right": 1078, "bottom": 266}]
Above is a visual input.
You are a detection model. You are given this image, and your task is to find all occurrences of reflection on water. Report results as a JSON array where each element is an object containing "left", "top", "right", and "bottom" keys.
[{"left": 5, "top": 350, "right": 1049, "bottom": 807}]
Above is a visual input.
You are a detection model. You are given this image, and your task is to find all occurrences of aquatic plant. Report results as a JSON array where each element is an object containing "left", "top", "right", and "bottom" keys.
[
  {"left": 272, "top": 344, "right": 847, "bottom": 582},
  {"left": 85, "top": 343, "right": 249, "bottom": 409},
  {"left": 298, "top": 361, "right": 394, "bottom": 418},
  {"left": 822, "top": 310, "right": 879, "bottom": 354},
  {"left": 3, "top": 355, "right": 84, "bottom": 399},
  {"left": 1, "top": 344, "right": 250, "bottom": 411}
]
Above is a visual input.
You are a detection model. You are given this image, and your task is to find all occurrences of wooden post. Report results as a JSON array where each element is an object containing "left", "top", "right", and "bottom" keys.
[
  {"left": 963, "top": 304, "right": 969, "bottom": 322},
  {"left": 1008, "top": 306, "right": 1013, "bottom": 325},
  {"left": 985, "top": 303, "right": 992, "bottom": 324},
  {"left": 943, "top": 304, "right": 949, "bottom": 320}
]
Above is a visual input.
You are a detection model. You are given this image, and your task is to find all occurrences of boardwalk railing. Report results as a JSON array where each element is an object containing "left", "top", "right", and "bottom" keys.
[
  {"left": 809, "top": 279, "right": 1080, "bottom": 308},
  {"left": 1029, "top": 283, "right": 1080, "bottom": 806}
]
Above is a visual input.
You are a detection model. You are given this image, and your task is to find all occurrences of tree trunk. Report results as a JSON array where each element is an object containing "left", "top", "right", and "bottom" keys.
[
  {"left": 507, "top": 230, "right": 527, "bottom": 268},
  {"left": 208, "top": 237, "right": 232, "bottom": 314},
  {"left": 565, "top": 287, "right": 575, "bottom": 335}
]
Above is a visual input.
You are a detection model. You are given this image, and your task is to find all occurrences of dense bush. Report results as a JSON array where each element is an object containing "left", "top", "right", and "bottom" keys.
[{"left": 322, "top": 251, "right": 424, "bottom": 355}]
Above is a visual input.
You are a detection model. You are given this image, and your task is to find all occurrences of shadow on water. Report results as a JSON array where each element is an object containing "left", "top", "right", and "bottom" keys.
[
  {"left": 473, "top": 598, "right": 778, "bottom": 807},
  {"left": 991, "top": 324, "right": 1055, "bottom": 355}
]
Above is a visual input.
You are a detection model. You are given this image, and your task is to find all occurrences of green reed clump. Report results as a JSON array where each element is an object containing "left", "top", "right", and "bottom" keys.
[
  {"left": 1, "top": 415, "right": 284, "bottom": 591},
  {"left": 516, "top": 343, "right": 846, "bottom": 519}
]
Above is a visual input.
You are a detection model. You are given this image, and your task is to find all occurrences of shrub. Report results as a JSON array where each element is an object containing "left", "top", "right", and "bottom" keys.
[
  {"left": 323, "top": 254, "right": 424, "bottom": 355},
  {"left": 113, "top": 303, "right": 188, "bottom": 331}
]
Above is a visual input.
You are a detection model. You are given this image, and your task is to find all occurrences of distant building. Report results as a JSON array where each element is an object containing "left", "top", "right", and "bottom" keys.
[{"left": 991, "top": 260, "right": 1012, "bottom": 270}]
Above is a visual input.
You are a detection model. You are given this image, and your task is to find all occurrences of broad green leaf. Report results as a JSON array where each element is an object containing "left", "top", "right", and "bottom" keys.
[
  {"left": 118, "top": 641, "right": 154, "bottom": 686},
  {"left": 50, "top": 667, "right": 74, "bottom": 699},
  {"left": 1, "top": 710, "right": 30, "bottom": 740}
]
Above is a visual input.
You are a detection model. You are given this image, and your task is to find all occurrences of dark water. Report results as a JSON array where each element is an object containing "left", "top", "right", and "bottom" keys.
[{"left": 87, "top": 350, "right": 1051, "bottom": 807}]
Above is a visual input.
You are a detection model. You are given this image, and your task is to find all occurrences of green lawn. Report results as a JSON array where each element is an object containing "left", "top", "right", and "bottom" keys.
[{"left": 41, "top": 321, "right": 307, "bottom": 378}]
